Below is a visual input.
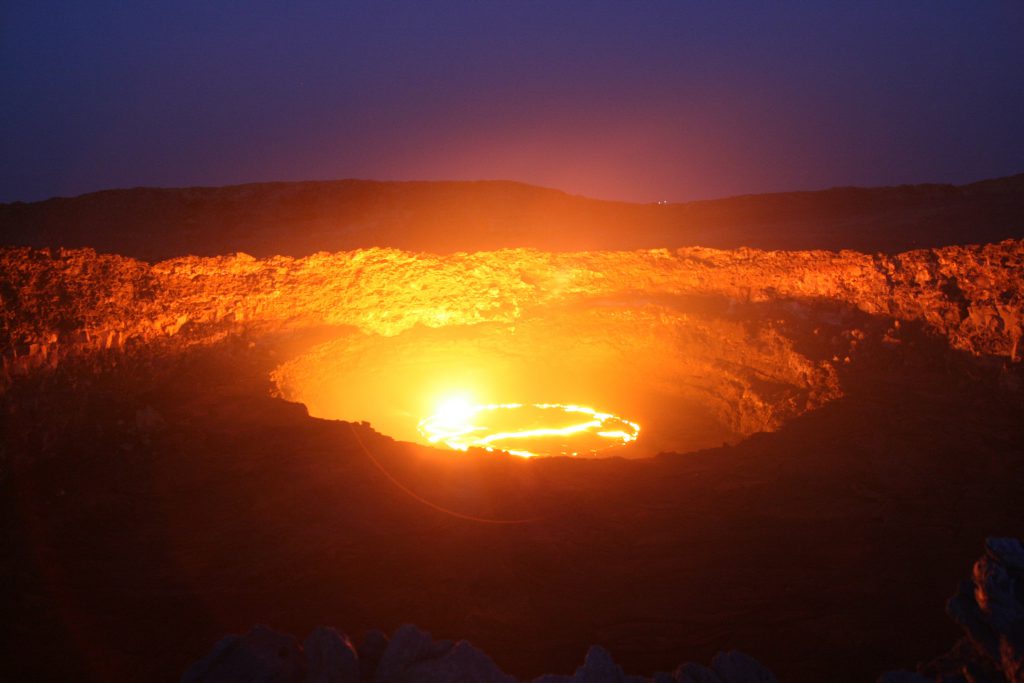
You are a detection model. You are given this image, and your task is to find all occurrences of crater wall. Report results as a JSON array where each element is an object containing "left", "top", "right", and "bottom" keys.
[{"left": 1, "top": 241, "right": 1021, "bottom": 453}]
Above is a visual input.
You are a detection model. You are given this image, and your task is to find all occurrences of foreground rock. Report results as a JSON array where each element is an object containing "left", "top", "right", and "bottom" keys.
[
  {"left": 182, "top": 624, "right": 777, "bottom": 683},
  {"left": 182, "top": 624, "right": 306, "bottom": 682},
  {"left": 882, "top": 538, "right": 1024, "bottom": 683},
  {"left": 184, "top": 539, "right": 1024, "bottom": 683}
]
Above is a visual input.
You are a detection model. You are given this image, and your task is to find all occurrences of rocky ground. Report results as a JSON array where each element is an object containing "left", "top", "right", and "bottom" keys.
[
  {"left": 178, "top": 537, "right": 1024, "bottom": 682},
  {"left": 183, "top": 622, "right": 779, "bottom": 683}
]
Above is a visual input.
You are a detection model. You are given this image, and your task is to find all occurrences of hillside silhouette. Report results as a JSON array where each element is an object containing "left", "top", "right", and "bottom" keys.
[{"left": 2, "top": 175, "right": 1023, "bottom": 260}]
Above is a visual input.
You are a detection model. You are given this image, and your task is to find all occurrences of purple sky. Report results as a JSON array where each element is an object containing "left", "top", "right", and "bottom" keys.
[{"left": 2, "top": 1, "right": 1023, "bottom": 203}]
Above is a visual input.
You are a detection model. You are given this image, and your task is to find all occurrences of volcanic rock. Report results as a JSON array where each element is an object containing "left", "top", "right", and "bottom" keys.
[
  {"left": 2, "top": 240, "right": 1021, "bottom": 458},
  {"left": 184, "top": 625, "right": 774, "bottom": 683},
  {"left": 385, "top": 639, "right": 515, "bottom": 683},
  {"left": 182, "top": 624, "right": 306, "bottom": 683},
  {"left": 4, "top": 224, "right": 1024, "bottom": 683},
  {"left": 304, "top": 627, "right": 359, "bottom": 683},
  {"left": 357, "top": 629, "right": 389, "bottom": 681},
  {"left": 674, "top": 663, "right": 725, "bottom": 683},
  {"left": 568, "top": 644, "right": 630, "bottom": 683},
  {"left": 3, "top": 240, "right": 1022, "bottom": 381},
  {"left": 372, "top": 624, "right": 437, "bottom": 681},
  {"left": 709, "top": 651, "right": 778, "bottom": 683},
  {"left": 878, "top": 538, "right": 1024, "bottom": 683},
  {"left": 181, "top": 541, "right": 1024, "bottom": 683},
  {"left": 947, "top": 538, "right": 1024, "bottom": 682}
]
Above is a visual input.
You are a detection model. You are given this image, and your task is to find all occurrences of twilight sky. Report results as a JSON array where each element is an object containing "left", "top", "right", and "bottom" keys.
[{"left": 2, "top": 1, "right": 1023, "bottom": 203}]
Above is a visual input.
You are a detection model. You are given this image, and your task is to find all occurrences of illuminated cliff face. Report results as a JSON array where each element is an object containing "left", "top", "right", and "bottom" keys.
[{"left": 2, "top": 241, "right": 1021, "bottom": 457}]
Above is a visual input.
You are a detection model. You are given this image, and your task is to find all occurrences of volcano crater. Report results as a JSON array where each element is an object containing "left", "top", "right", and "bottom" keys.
[{"left": 270, "top": 294, "right": 847, "bottom": 456}]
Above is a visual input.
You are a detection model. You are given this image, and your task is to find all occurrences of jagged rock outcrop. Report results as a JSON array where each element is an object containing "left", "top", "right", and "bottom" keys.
[
  {"left": 883, "top": 538, "right": 1024, "bottom": 683},
  {"left": 182, "top": 624, "right": 307, "bottom": 683},
  {"left": 945, "top": 538, "right": 1024, "bottom": 683},
  {"left": 183, "top": 624, "right": 777, "bottom": 683},
  {"left": 306, "top": 627, "right": 360, "bottom": 683}
]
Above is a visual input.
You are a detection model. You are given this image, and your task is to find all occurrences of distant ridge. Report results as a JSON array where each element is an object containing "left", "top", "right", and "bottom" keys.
[{"left": 1, "top": 175, "right": 1022, "bottom": 260}]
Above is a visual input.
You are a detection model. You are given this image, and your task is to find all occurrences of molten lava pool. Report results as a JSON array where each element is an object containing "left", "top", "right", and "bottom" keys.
[
  {"left": 271, "top": 295, "right": 841, "bottom": 457},
  {"left": 417, "top": 399, "right": 640, "bottom": 458}
]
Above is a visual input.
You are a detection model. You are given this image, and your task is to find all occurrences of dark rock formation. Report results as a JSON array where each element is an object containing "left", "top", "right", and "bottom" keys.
[
  {"left": 708, "top": 651, "right": 779, "bottom": 683},
  {"left": 945, "top": 538, "right": 1024, "bottom": 683},
  {"left": 305, "top": 628, "right": 359, "bottom": 683},
  {"left": 183, "top": 625, "right": 776, "bottom": 683},
  {"left": 883, "top": 538, "right": 1024, "bottom": 683},
  {"left": 182, "top": 624, "right": 306, "bottom": 683}
]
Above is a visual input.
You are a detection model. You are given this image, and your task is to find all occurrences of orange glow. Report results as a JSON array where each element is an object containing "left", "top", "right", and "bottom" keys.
[
  {"left": 418, "top": 400, "right": 640, "bottom": 458},
  {"left": 266, "top": 248, "right": 850, "bottom": 457}
]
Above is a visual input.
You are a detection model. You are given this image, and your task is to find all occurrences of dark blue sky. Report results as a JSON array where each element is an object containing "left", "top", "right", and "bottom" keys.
[{"left": 2, "top": 1, "right": 1023, "bottom": 203}]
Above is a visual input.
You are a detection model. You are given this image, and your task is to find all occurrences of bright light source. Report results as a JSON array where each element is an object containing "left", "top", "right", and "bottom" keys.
[
  {"left": 418, "top": 400, "right": 640, "bottom": 458},
  {"left": 433, "top": 396, "right": 477, "bottom": 424}
]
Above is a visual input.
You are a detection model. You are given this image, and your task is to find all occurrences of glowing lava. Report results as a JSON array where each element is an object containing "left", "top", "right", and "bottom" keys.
[{"left": 418, "top": 399, "right": 640, "bottom": 458}]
